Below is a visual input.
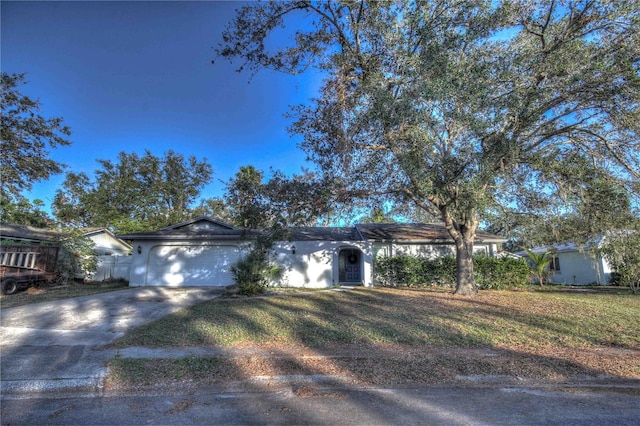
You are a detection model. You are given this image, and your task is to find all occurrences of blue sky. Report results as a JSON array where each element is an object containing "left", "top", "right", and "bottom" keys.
[{"left": 2, "top": 1, "right": 323, "bottom": 211}]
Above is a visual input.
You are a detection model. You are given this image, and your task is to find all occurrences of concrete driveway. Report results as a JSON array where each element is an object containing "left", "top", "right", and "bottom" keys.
[{"left": 0, "top": 287, "right": 223, "bottom": 393}]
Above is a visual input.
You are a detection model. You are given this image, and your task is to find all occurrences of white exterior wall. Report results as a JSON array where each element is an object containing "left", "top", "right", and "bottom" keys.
[
  {"left": 74, "top": 232, "right": 131, "bottom": 281},
  {"left": 128, "top": 238, "right": 501, "bottom": 289},
  {"left": 549, "top": 251, "right": 612, "bottom": 285},
  {"left": 272, "top": 240, "right": 373, "bottom": 288},
  {"left": 373, "top": 242, "right": 498, "bottom": 258},
  {"left": 128, "top": 240, "right": 253, "bottom": 287},
  {"left": 87, "top": 232, "right": 131, "bottom": 255}
]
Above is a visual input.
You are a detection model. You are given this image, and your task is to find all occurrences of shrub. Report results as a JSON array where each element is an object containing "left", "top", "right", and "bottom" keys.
[
  {"left": 375, "top": 255, "right": 529, "bottom": 290},
  {"left": 473, "top": 255, "right": 530, "bottom": 290},
  {"left": 600, "top": 231, "right": 640, "bottom": 294},
  {"left": 230, "top": 247, "right": 282, "bottom": 296},
  {"left": 374, "top": 256, "right": 455, "bottom": 288}
]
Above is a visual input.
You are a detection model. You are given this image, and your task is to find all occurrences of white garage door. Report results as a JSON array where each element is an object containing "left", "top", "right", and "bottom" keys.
[{"left": 146, "top": 245, "right": 240, "bottom": 287}]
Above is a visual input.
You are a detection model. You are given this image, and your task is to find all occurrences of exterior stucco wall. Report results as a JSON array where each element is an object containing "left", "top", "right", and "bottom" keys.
[
  {"left": 272, "top": 240, "right": 373, "bottom": 288},
  {"left": 127, "top": 238, "right": 502, "bottom": 289},
  {"left": 549, "top": 251, "right": 612, "bottom": 285},
  {"left": 86, "top": 233, "right": 131, "bottom": 256},
  {"left": 372, "top": 242, "right": 498, "bottom": 258}
]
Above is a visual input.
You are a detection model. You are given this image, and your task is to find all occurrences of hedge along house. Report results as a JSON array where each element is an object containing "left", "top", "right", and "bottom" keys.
[{"left": 119, "top": 217, "right": 506, "bottom": 289}]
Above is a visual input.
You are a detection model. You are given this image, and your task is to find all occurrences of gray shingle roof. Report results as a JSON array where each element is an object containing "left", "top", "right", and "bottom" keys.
[
  {"left": 118, "top": 217, "right": 261, "bottom": 240},
  {"left": 356, "top": 223, "right": 505, "bottom": 242},
  {"left": 0, "top": 222, "right": 63, "bottom": 242},
  {"left": 117, "top": 217, "right": 506, "bottom": 243},
  {"left": 288, "top": 227, "right": 360, "bottom": 241}
]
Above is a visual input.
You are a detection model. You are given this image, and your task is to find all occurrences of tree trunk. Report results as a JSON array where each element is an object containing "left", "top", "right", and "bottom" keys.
[
  {"left": 454, "top": 239, "right": 477, "bottom": 295},
  {"left": 441, "top": 210, "right": 478, "bottom": 296}
]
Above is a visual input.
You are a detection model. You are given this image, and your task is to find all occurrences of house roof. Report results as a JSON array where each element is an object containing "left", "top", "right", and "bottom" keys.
[
  {"left": 0, "top": 222, "right": 63, "bottom": 243},
  {"left": 1, "top": 223, "right": 132, "bottom": 252},
  {"left": 516, "top": 235, "right": 608, "bottom": 256},
  {"left": 356, "top": 223, "right": 506, "bottom": 243},
  {"left": 83, "top": 228, "right": 133, "bottom": 251},
  {"left": 118, "top": 217, "right": 506, "bottom": 244},
  {"left": 289, "top": 227, "right": 360, "bottom": 242},
  {"left": 118, "top": 216, "right": 262, "bottom": 240}
]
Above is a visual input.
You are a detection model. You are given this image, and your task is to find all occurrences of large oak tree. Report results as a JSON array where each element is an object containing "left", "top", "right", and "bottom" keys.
[{"left": 217, "top": 0, "right": 640, "bottom": 294}]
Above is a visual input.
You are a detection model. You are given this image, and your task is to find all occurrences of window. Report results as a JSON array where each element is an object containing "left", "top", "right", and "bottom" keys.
[{"left": 550, "top": 255, "right": 561, "bottom": 273}]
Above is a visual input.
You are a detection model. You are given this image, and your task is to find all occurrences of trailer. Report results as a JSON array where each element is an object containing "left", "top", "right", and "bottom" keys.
[{"left": 1, "top": 244, "right": 60, "bottom": 295}]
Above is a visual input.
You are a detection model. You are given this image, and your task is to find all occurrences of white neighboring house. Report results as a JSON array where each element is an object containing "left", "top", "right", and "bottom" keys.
[
  {"left": 517, "top": 241, "right": 613, "bottom": 285},
  {"left": 82, "top": 228, "right": 132, "bottom": 281},
  {"left": 119, "top": 216, "right": 506, "bottom": 288}
]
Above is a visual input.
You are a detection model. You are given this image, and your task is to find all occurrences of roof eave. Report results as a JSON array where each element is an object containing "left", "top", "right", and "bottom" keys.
[{"left": 117, "top": 234, "right": 257, "bottom": 241}]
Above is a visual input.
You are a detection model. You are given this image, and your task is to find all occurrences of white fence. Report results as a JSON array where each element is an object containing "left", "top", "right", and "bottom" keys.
[{"left": 90, "top": 255, "right": 131, "bottom": 281}]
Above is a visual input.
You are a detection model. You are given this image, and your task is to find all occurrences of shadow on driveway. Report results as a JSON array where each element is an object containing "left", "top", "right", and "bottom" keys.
[{"left": 0, "top": 287, "right": 223, "bottom": 393}]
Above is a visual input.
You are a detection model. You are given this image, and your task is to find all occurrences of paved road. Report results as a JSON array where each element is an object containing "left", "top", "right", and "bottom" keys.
[
  {"left": 0, "top": 287, "right": 223, "bottom": 393},
  {"left": 2, "top": 384, "right": 640, "bottom": 425}
]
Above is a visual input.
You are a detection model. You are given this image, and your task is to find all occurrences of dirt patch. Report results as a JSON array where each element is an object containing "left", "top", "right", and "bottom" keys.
[
  {"left": 135, "top": 296, "right": 170, "bottom": 302},
  {"left": 163, "top": 399, "right": 196, "bottom": 415},
  {"left": 293, "top": 385, "right": 346, "bottom": 398}
]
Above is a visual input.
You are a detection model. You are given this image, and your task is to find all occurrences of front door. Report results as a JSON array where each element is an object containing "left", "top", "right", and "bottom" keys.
[{"left": 339, "top": 249, "right": 361, "bottom": 283}]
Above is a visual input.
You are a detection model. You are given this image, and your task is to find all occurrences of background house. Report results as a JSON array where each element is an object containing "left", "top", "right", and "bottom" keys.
[
  {"left": 0, "top": 223, "right": 131, "bottom": 282},
  {"left": 120, "top": 217, "right": 506, "bottom": 288},
  {"left": 517, "top": 242, "right": 612, "bottom": 285},
  {"left": 0, "top": 222, "right": 62, "bottom": 244},
  {"left": 82, "top": 228, "right": 131, "bottom": 281}
]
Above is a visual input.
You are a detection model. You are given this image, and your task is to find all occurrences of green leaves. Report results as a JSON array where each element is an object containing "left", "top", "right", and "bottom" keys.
[
  {"left": 599, "top": 227, "right": 640, "bottom": 293},
  {"left": 52, "top": 150, "right": 213, "bottom": 233},
  {"left": 523, "top": 247, "right": 552, "bottom": 286},
  {"left": 217, "top": 1, "right": 640, "bottom": 292},
  {"left": 224, "top": 165, "right": 332, "bottom": 229},
  {"left": 1, "top": 73, "right": 72, "bottom": 214},
  {"left": 374, "top": 254, "right": 530, "bottom": 290}
]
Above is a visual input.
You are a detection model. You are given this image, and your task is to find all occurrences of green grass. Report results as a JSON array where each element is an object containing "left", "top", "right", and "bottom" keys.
[
  {"left": 110, "top": 287, "right": 640, "bottom": 350},
  {"left": 105, "top": 287, "right": 640, "bottom": 389},
  {"left": 0, "top": 279, "right": 129, "bottom": 309}
]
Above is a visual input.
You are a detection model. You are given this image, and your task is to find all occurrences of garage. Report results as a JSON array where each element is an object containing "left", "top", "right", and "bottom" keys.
[
  {"left": 119, "top": 217, "right": 259, "bottom": 288},
  {"left": 146, "top": 244, "right": 240, "bottom": 287}
]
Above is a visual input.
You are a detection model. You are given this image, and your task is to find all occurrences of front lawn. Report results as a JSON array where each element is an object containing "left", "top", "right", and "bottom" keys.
[{"left": 106, "top": 287, "right": 640, "bottom": 389}]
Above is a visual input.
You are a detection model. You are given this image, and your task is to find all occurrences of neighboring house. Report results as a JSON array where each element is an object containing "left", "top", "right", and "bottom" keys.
[
  {"left": 0, "top": 223, "right": 132, "bottom": 282},
  {"left": 82, "top": 228, "right": 132, "bottom": 281},
  {"left": 119, "top": 217, "right": 506, "bottom": 289},
  {"left": 517, "top": 242, "right": 612, "bottom": 285},
  {"left": 0, "top": 222, "right": 63, "bottom": 244}
]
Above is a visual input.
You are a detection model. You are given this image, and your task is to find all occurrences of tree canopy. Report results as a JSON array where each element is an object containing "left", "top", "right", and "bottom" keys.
[
  {"left": 52, "top": 150, "right": 213, "bottom": 233},
  {"left": 1, "top": 72, "right": 72, "bottom": 225},
  {"left": 217, "top": 0, "right": 640, "bottom": 294},
  {"left": 225, "top": 165, "right": 332, "bottom": 229}
]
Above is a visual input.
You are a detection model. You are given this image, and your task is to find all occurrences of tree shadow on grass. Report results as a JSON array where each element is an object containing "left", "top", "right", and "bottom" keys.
[{"left": 96, "top": 288, "right": 640, "bottom": 424}]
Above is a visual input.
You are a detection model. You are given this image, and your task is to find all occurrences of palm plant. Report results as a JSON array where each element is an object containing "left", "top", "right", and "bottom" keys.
[{"left": 523, "top": 248, "right": 552, "bottom": 286}]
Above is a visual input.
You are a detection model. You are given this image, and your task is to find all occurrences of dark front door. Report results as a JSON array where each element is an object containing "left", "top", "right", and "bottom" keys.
[{"left": 339, "top": 249, "right": 361, "bottom": 283}]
